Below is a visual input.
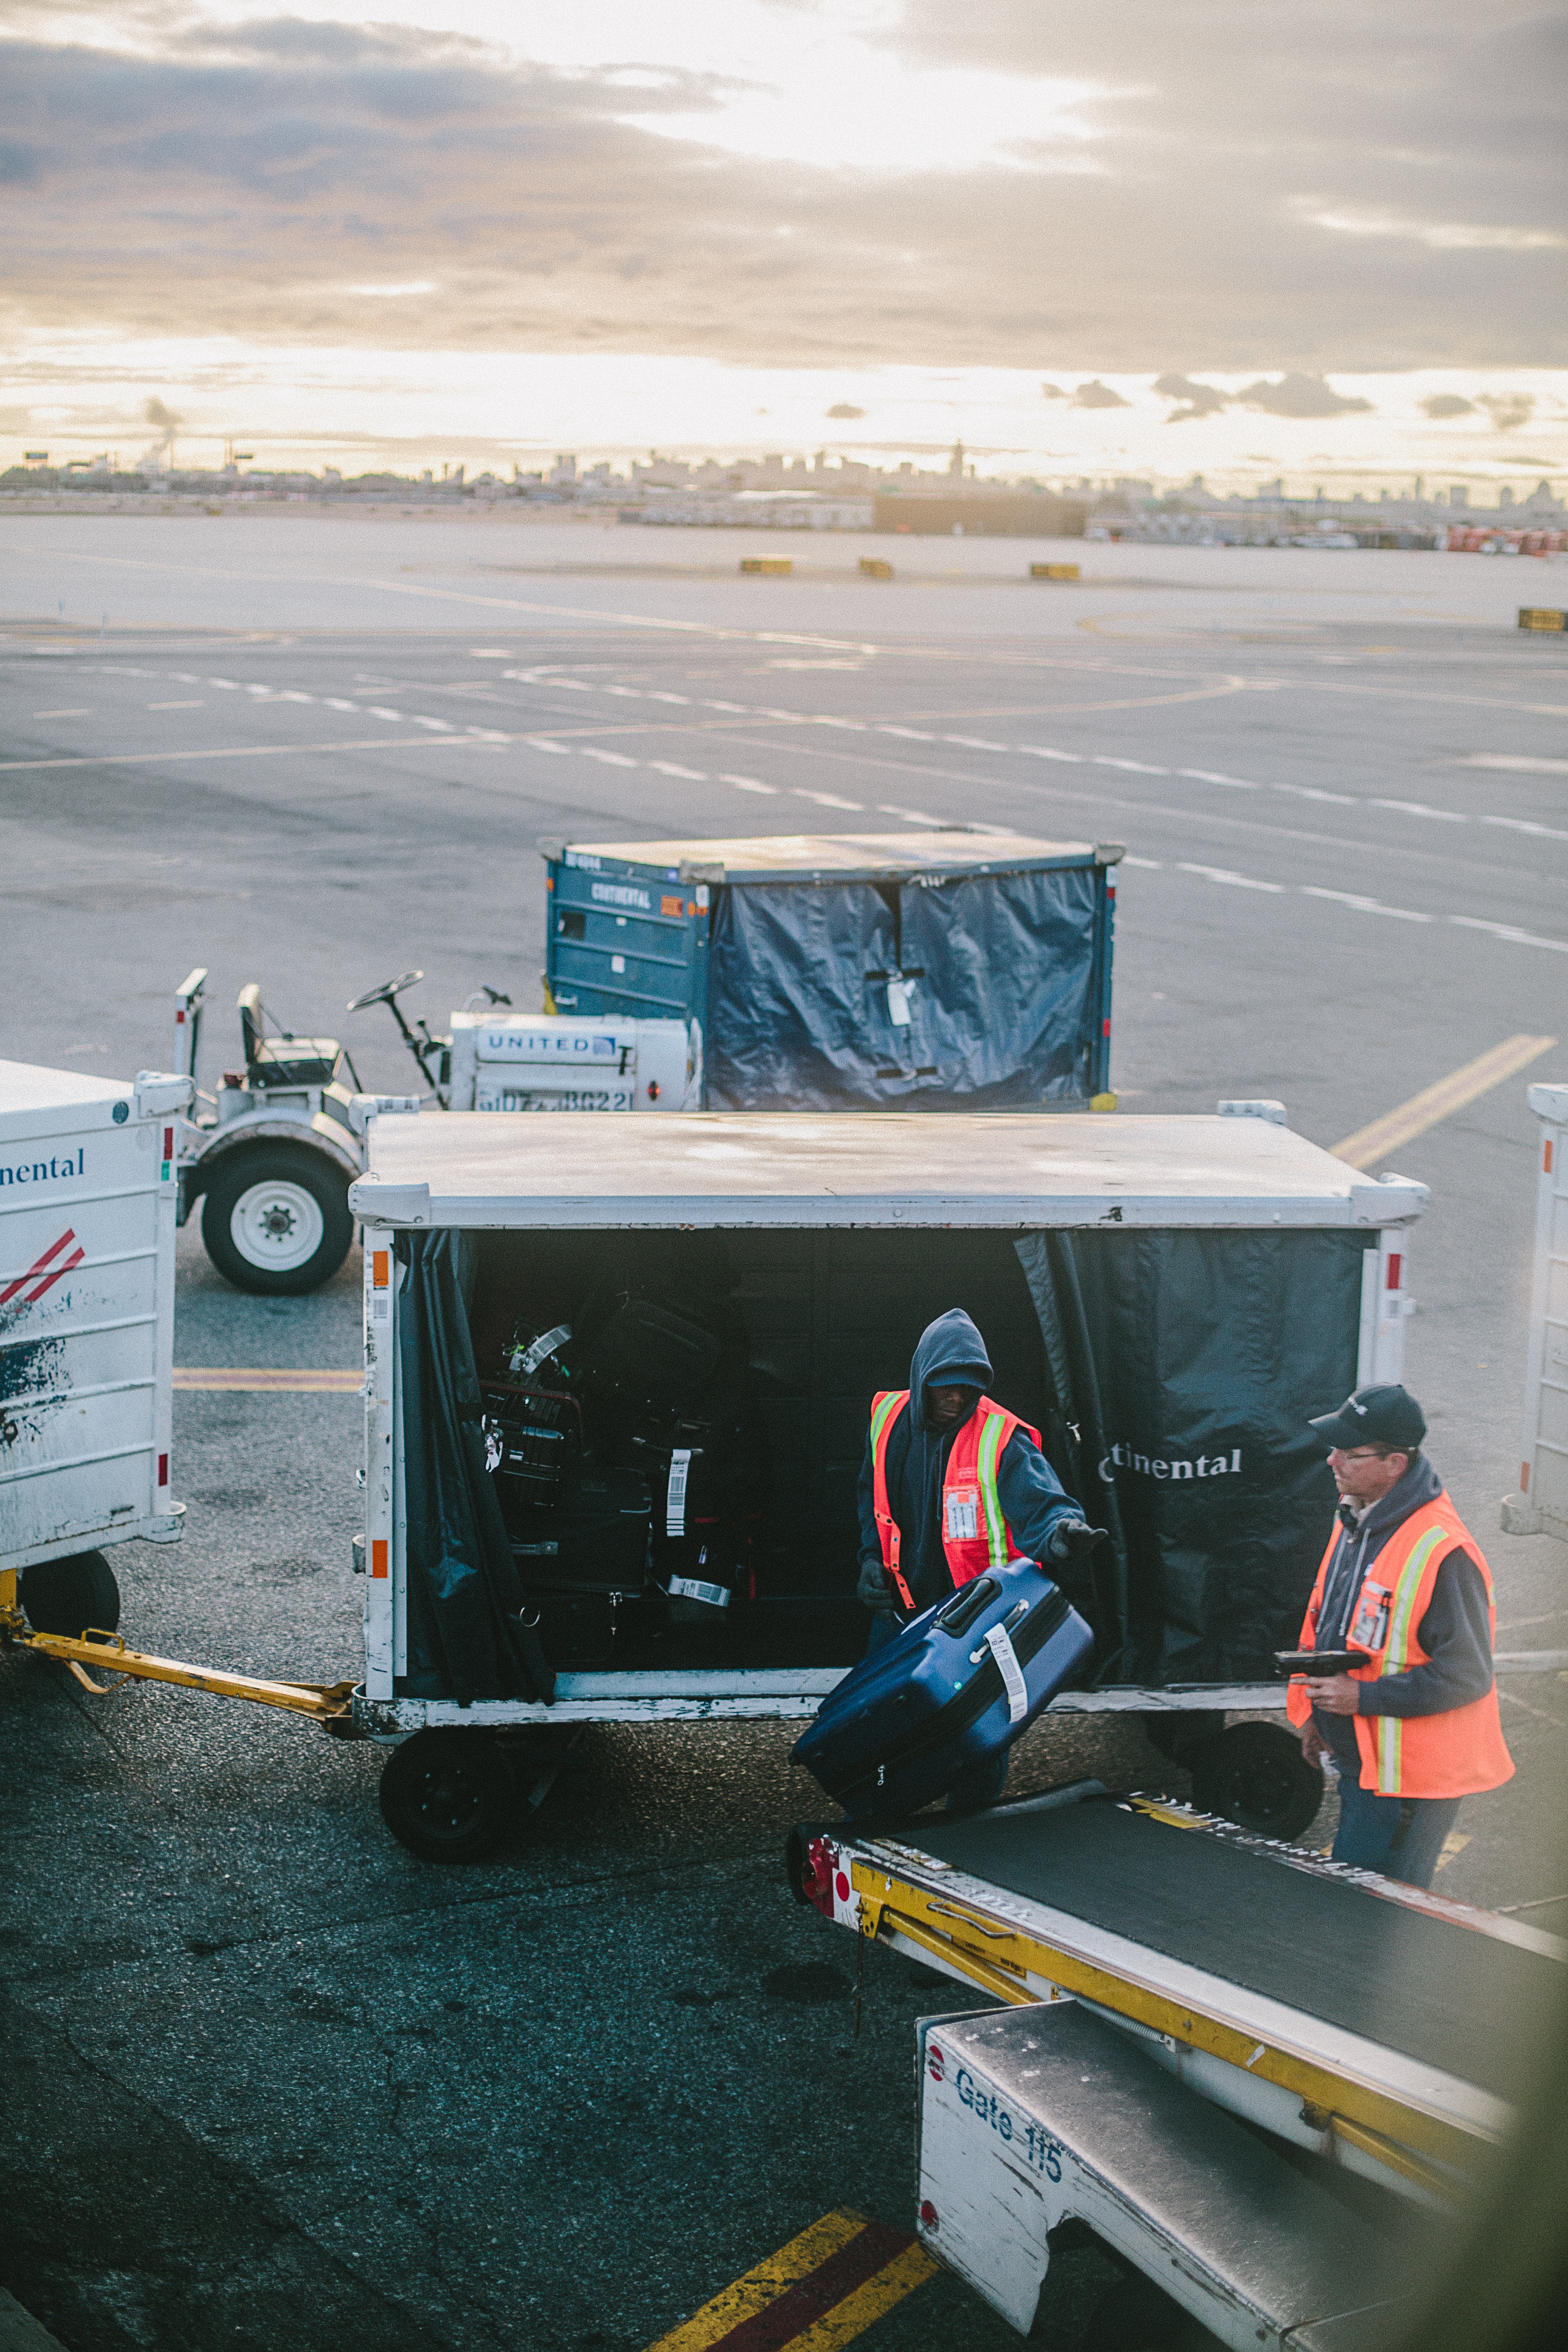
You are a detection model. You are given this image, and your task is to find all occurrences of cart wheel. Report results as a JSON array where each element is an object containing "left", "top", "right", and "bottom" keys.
[
  {"left": 378, "top": 1732, "right": 515, "bottom": 1864},
  {"left": 1086, "top": 2271, "right": 1218, "bottom": 2349},
  {"left": 1188, "top": 1722, "right": 1324, "bottom": 1841},
  {"left": 200, "top": 1144, "right": 353, "bottom": 1297},
  {"left": 19, "top": 1551, "right": 120, "bottom": 1640}
]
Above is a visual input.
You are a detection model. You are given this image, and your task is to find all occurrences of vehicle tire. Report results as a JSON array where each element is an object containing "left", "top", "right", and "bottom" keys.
[
  {"left": 200, "top": 1144, "right": 353, "bottom": 1296},
  {"left": 378, "top": 1732, "right": 515, "bottom": 1864},
  {"left": 1086, "top": 2272, "right": 1219, "bottom": 2350},
  {"left": 1140, "top": 1708, "right": 1226, "bottom": 1769},
  {"left": 19, "top": 1550, "right": 120, "bottom": 1640},
  {"left": 1188, "top": 1722, "right": 1324, "bottom": 1841}
]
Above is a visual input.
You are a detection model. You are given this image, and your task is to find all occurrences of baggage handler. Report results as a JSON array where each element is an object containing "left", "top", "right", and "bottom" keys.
[
  {"left": 1289, "top": 1382, "right": 1512, "bottom": 1886},
  {"left": 855, "top": 1309, "right": 1104, "bottom": 1807}
]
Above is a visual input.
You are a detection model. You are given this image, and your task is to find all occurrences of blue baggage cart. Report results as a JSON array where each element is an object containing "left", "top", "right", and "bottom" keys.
[
  {"left": 537, "top": 829, "right": 1122, "bottom": 1111},
  {"left": 792, "top": 1560, "right": 1094, "bottom": 1817}
]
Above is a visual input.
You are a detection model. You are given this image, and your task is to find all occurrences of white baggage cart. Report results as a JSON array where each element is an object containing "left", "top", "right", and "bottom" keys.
[
  {"left": 1501, "top": 1082, "right": 1568, "bottom": 1544},
  {"left": 0, "top": 1059, "right": 191, "bottom": 1638}
]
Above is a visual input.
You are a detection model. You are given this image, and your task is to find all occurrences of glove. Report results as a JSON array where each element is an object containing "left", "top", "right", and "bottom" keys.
[
  {"left": 1046, "top": 1518, "right": 1107, "bottom": 1564},
  {"left": 856, "top": 1557, "right": 899, "bottom": 1616}
]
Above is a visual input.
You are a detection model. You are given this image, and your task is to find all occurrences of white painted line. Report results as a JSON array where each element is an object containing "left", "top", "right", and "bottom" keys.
[
  {"left": 877, "top": 726, "right": 936, "bottom": 740},
  {"left": 720, "top": 774, "right": 776, "bottom": 794},
  {"left": 878, "top": 803, "right": 940, "bottom": 822},
  {"left": 605, "top": 686, "right": 643, "bottom": 698},
  {"left": 146, "top": 700, "right": 202, "bottom": 709},
  {"left": 703, "top": 700, "right": 748, "bottom": 712},
  {"left": 1370, "top": 799, "right": 1465, "bottom": 822},
  {"left": 651, "top": 762, "right": 707, "bottom": 779},
  {"left": 581, "top": 747, "right": 639, "bottom": 766},
  {"left": 1482, "top": 815, "right": 1568, "bottom": 842},
  {"left": 1122, "top": 855, "right": 1163, "bottom": 868},
  {"left": 1301, "top": 887, "right": 1435, "bottom": 923},
  {"left": 31, "top": 708, "right": 90, "bottom": 718},
  {"left": 647, "top": 691, "right": 691, "bottom": 703},
  {"left": 277, "top": 690, "right": 315, "bottom": 703},
  {"left": 464, "top": 727, "right": 511, "bottom": 740},
  {"left": 794, "top": 789, "right": 863, "bottom": 809},
  {"left": 944, "top": 734, "right": 1006, "bottom": 749},
  {"left": 413, "top": 716, "right": 454, "bottom": 731},
  {"left": 1462, "top": 754, "right": 1568, "bottom": 774},
  {"left": 207, "top": 678, "right": 240, "bottom": 689},
  {"left": 323, "top": 697, "right": 359, "bottom": 712},
  {"left": 0, "top": 735, "right": 510, "bottom": 773},
  {"left": 524, "top": 736, "right": 572, "bottom": 754},
  {"left": 469, "top": 648, "right": 511, "bottom": 657},
  {"left": 553, "top": 679, "right": 595, "bottom": 691},
  {"left": 367, "top": 707, "right": 404, "bottom": 720},
  {"left": 1177, "top": 862, "right": 1287, "bottom": 893},
  {"left": 1179, "top": 767, "right": 1258, "bottom": 789},
  {"left": 1019, "top": 745, "right": 1084, "bottom": 762},
  {"left": 1450, "top": 916, "right": 1568, "bottom": 954},
  {"left": 1094, "top": 756, "right": 1167, "bottom": 774},
  {"left": 813, "top": 716, "right": 866, "bottom": 730}
]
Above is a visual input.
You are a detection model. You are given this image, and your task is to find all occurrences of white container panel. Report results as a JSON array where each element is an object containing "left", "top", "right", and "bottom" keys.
[{"left": 1505, "top": 1085, "right": 1568, "bottom": 1541}]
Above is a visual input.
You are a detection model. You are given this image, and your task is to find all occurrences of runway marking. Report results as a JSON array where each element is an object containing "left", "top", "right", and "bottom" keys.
[
  {"left": 1331, "top": 1034, "right": 1558, "bottom": 1166},
  {"left": 1462, "top": 754, "right": 1568, "bottom": 774},
  {"left": 172, "top": 1367, "right": 362, "bottom": 1392},
  {"left": 643, "top": 2209, "right": 936, "bottom": 2352},
  {"left": 0, "top": 735, "right": 506, "bottom": 772},
  {"left": 1300, "top": 886, "right": 1433, "bottom": 923},
  {"left": 722, "top": 774, "right": 777, "bottom": 794},
  {"left": 31, "top": 708, "right": 90, "bottom": 717},
  {"left": 1177, "top": 862, "right": 1285, "bottom": 893}
]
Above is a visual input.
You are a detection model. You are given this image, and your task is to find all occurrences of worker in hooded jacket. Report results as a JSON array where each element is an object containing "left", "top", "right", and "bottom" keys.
[
  {"left": 1287, "top": 1382, "right": 1512, "bottom": 1887},
  {"left": 855, "top": 1308, "right": 1105, "bottom": 1807}
]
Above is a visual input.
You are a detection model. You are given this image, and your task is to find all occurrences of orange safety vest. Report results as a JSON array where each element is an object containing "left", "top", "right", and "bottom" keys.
[
  {"left": 869, "top": 1389, "right": 1041, "bottom": 1612},
  {"left": 1286, "top": 1490, "right": 1513, "bottom": 1799}
]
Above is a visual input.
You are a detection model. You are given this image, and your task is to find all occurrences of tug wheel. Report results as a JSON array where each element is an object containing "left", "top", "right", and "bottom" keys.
[
  {"left": 201, "top": 1144, "right": 353, "bottom": 1296},
  {"left": 378, "top": 1731, "right": 515, "bottom": 1864}
]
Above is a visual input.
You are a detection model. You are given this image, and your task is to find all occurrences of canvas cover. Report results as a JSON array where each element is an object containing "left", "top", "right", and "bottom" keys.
[{"left": 706, "top": 866, "right": 1101, "bottom": 1110}]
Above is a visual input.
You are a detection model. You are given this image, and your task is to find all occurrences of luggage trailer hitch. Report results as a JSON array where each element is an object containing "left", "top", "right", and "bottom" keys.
[
  {"left": 0, "top": 1575, "right": 359, "bottom": 1728},
  {"left": 791, "top": 1814, "right": 1492, "bottom": 2206}
]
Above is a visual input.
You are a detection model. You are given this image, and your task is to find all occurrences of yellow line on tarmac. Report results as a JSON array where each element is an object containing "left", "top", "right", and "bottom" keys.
[
  {"left": 645, "top": 2211, "right": 865, "bottom": 2351},
  {"left": 784, "top": 2243, "right": 938, "bottom": 2350},
  {"left": 1333, "top": 1034, "right": 1556, "bottom": 1167},
  {"left": 173, "top": 1367, "right": 362, "bottom": 1392}
]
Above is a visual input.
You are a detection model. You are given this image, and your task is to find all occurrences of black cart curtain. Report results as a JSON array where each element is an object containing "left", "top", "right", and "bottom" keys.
[
  {"left": 396, "top": 1229, "right": 555, "bottom": 1705},
  {"left": 1015, "top": 1228, "right": 1368, "bottom": 1685}
]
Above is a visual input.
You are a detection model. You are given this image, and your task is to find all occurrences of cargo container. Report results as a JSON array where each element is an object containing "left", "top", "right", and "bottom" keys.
[
  {"left": 1, "top": 1059, "right": 191, "bottom": 1635},
  {"left": 346, "top": 1103, "right": 1425, "bottom": 1857},
  {"left": 1502, "top": 1081, "right": 1568, "bottom": 1543},
  {"left": 539, "top": 830, "right": 1121, "bottom": 1112}
]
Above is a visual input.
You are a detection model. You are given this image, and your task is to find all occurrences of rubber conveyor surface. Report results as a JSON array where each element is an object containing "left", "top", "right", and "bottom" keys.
[{"left": 908, "top": 1800, "right": 1554, "bottom": 2099}]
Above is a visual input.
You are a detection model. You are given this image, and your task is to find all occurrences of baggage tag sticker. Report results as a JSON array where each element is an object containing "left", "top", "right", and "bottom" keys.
[
  {"left": 945, "top": 1485, "right": 979, "bottom": 1542},
  {"left": 666, "top": 1448, "right": 691, "bottom": 1538},
  {"left": 983, "top": 1623, "right": 1030, "bottom": 1724},
  {"left": 1348, "top": 1581, "right": 1390, "bottom": 1652}
]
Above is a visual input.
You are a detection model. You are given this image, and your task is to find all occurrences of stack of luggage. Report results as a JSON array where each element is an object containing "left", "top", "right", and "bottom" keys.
[{"left": 480, "top": 1290, "right": 765, "bottom": 1668}]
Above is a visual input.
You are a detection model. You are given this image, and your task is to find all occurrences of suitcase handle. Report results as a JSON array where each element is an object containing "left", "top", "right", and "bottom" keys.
[{"left": 934, "top": 1576, "right": 999, "bottom": 1637}]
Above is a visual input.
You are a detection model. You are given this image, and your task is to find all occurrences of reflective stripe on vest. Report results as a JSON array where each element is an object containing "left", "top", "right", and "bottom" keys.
[{"left": 1374, "top": 1524, "right": 1450, "bottom": 1795}]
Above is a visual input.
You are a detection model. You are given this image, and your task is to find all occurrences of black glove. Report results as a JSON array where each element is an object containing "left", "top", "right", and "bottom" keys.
[
  {"left": 1046, "top": 1519, "right": 1107, "bottom": 1564},
  {"left": 856, "top": 1557, "right": 899, "bottom": 1616}
]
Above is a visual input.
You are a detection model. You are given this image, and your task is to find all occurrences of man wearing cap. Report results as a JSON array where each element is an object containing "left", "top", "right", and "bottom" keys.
[{"left": 1287, "top": 1382, "right": 1512, "bottom": 1886}]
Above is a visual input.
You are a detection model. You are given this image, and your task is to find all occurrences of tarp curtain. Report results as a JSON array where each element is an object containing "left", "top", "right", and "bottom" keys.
[
  {"left": 396, "top": 1229, "right": 555, "bottom": 1705},
  {"left": 706, "top": 867, "right": 1098, "bottom": 1110},
  {"left": 1015, "top": 1228, "right": 1367, "bottom": 1684}
]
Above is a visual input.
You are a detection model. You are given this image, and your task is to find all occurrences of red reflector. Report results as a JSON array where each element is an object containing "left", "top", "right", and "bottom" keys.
[
  {"left": 1102, "top": 1017, "right": 1111, "bottom": 1036},
  {"left": 157, "top": 1452, "right": 168, "bottom": 1487},
  {"left": 1386, "top": 1254, "right": 1402, "bottom": 1291},
  {"left": 1522, "top": 1463, "right": 1531, "bottom": 1493},
  {"left": 163, "top": 1126, "right": 173, "bottom": 1160},
  {"left": 801, "top": 1834, "right": 838, "bottom": 1916},
  {"left": 372, "top": 1250, "right": 389, "bottom": 1289},
  {"left": 920, "top": 2201, "right": 938, "bottom": 2230},
  {"left": 371, "top": 1539, "right": 389, "bottom": 1578},
  {"left": 1547, "top": 1140, "right": 1555, "bottom": 1175}
]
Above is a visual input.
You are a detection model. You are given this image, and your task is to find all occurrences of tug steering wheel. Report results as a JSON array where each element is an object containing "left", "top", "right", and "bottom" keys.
[{"left": 347, "top": 970, "right": 423, "bottom": 1013}]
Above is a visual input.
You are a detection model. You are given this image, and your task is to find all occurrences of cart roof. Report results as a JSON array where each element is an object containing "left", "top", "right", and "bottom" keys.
[
  {"left": 351, "top": 1112, "right": 1428, "bottom": 1232},
  {"left": 551, "top": 829, "right": 1112, "bottom": 883},
  {"left": 0, "top": 1058, "right": 132, "bottom": 1125}
]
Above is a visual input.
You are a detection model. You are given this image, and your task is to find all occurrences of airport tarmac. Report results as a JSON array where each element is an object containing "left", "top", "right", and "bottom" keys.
[{"left": 2, "top": 513, "right": 1566, "bottom": 2351}]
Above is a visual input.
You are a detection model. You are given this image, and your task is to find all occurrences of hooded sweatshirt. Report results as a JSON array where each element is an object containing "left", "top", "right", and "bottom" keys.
[
  {"left": 1310, "top": 1449, "right": 1495, "bottom": 1766},
  {"left": 855, "top": 1308, "right": 1080, "bottom": 1613}
]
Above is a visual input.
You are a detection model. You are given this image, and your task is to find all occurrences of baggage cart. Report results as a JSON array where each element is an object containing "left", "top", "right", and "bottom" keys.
[
  {"left": 1, "top": 1058, "right": 191, "bottom": 1640},
  {"left": 1501, "top": 1082, "right": 1568, "bottom": 1542},
  {"left": 344, "top": 1102, "right": 1429, "bottom": 1855},
  {"left": 538, "top": 830, "right": 1122, "bottom": 1111}
]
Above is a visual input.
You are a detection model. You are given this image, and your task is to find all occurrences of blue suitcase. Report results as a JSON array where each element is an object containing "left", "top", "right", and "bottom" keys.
[{"left": 792, "top": 1560, "right": 1093, "bottom": 1818}]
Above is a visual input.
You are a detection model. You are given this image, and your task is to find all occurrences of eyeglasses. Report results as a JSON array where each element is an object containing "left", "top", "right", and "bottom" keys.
[{"left": 1330, "top": 1447, "right": 1391, "bottom": 1463}]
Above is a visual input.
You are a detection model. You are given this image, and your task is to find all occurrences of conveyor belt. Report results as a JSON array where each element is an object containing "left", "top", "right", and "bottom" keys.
[{"left": 908, "top": 1799, "right": 1559, "bottom": 2101}]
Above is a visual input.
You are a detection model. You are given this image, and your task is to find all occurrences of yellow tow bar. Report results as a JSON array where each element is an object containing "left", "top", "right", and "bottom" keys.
[{"left": 1, "top": 1594, "right": 356, "bottom": 1724}]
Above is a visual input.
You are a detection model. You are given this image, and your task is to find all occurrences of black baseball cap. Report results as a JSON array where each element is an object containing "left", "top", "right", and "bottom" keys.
[{"left": 1308, "top": 1384, "right": 1426, "bottom": 1454}]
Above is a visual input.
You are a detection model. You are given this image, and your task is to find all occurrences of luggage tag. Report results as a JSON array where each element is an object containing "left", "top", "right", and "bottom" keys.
[
  {"left": 1348, "top": 1581, "right": 1390, "bottom": 1652},
  {"left": 945, "top": 1485, "right": 980, "bottom": 1542},
  {"left": 666, "top": 1448, "right": 691, "bottom": 1538},
  {"left": 983, "top": 1623, "right": 1029, "bottom": 1725}
]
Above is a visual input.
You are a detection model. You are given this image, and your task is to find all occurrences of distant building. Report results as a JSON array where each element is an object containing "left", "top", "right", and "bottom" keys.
[{"left": 873, "top": 490, "right": 1088, "bottom": 538}]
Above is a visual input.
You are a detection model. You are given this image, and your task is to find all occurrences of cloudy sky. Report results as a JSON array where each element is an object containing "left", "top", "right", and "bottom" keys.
[{"left": 3, "top": 0, "right": 1565, "bottom": 486}]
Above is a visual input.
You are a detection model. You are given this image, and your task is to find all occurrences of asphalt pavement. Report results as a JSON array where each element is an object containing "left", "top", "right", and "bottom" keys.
[{"left": 2, "top": 511, "right": 1566, "bottom": 2351}]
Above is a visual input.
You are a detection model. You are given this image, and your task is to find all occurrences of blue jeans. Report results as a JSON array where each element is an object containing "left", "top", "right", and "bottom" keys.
[
  {"left": 864, "top": 1612, "right": 1011, "bottom": 1812},
  {"left": 1331, "top": 1776, "right": 1462, "bottom": 1889}
]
